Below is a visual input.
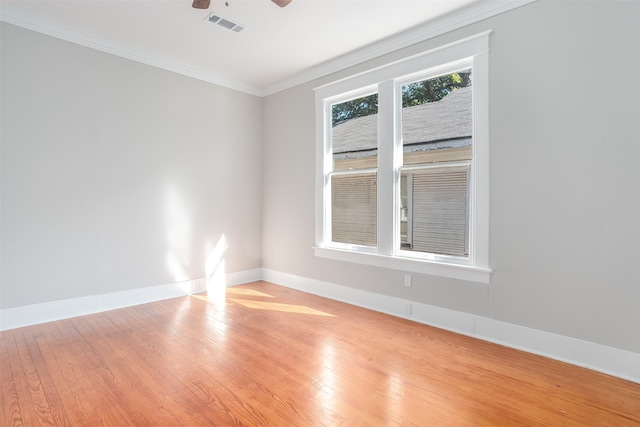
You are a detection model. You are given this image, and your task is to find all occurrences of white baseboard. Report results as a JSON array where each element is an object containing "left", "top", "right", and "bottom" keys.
[
  {"left": 225, "top": 268, "right": 263, "bottom": 286},
  {"left": 0, "top": 268, "right": 263, "bottom": 332},
  {"left": 262, "top": 268, "right": 640, "bottom": 384}
]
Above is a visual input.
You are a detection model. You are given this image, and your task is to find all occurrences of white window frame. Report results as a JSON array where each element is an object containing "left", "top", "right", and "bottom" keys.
[{"left": 314, "top": 32, "right": 492, "bottom": 283}]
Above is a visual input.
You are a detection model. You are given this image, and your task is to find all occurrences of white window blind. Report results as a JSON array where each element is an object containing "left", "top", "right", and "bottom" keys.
[
  {"left": 331, "top": 172, "right": 377, "bottom": 247},
  {"left": 407, "top": 165, "right": 469, "bottom": 256}
]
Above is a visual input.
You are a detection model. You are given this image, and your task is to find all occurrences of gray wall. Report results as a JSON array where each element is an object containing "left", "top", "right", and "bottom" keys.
[
  {"left": 262, "top": 0, "right": 640, "bottom": 353},
  {"left": 1, "top": 23, "right": 263, "bottom": 309}
]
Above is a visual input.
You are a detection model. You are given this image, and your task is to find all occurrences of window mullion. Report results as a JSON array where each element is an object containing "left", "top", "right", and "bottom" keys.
[{"left": 377, "top": 80, "right": 395, "bottom": 256}]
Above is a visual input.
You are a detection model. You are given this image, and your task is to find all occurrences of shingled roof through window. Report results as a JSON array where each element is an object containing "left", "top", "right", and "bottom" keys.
[{"left": 332, "top": 86, "right": 472, "bottom": 161}]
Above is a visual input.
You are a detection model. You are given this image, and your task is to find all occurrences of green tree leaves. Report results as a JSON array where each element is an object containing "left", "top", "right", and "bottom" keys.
[
  {"left": 332, "top": 93, "right": 378, "bottom": 126},
  {"left": 331, "top": 70, "right": 472, "bottom": 126}
]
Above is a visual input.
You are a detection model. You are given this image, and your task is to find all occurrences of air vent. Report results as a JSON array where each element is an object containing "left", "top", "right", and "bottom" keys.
[
  {"left": 217, "top": 18, "right": 235, "bottom": 29},
  {"left": 207, "top": 13, "right": 244, "bottom": 33}
]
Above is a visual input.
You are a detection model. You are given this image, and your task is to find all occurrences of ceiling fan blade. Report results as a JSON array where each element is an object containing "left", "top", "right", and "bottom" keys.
[
  {"left": 192, "top": 0, "right": 211, "bottom": 9},
  {"left": 271, "top": 0, "right": 292, "bottom": 7}
]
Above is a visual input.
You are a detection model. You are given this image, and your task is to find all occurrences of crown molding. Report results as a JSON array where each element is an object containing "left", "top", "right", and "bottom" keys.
[
  {"left": 1, "top": 1, "right": 535, "bottom": 98},
  {"left": 262, "top": 0, "right": 536, "bottom": 96},
  {"left": 0, "top": 4, "right": 265, "bottom": 97}
]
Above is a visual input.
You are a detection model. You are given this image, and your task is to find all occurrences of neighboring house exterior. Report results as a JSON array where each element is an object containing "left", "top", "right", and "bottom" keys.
[{"left": 331, "top": 87, "right": 472, "bottom": 255}]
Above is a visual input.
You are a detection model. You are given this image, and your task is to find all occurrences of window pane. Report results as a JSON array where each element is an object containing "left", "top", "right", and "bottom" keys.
[
  {"left": 400, "top": 70, "right": 472, "bottom": 257},
  {"left": 331, "top": 93, "right": 378, "bottom": 172},
  {"left": 402, "top": 70, "right": 472, "bottom": 165},
  {"left": 401, "top": 167, "right": 469, "bottom": 257},
  {"left": 331, "top": 173, "right": 377, "bottom": 247}
]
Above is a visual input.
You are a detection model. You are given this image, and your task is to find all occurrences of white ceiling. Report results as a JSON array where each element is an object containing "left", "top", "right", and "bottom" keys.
[{"left": 0, "top": 0, "right": 530, "bottom": 96}]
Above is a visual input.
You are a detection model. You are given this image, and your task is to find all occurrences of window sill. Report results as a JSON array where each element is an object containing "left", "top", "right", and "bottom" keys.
[{"left": 314, "top": 246, "right": 491, "bottom": 283}]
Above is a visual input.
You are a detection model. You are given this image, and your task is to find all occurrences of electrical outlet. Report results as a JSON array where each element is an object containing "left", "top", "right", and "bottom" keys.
[
  {"left": 404, "top": 303, "right": 412, "bottom": 315},
  {"left": 404, "top": 274, "right": 412, "bottom": 287},
  {"left": 192, "top": 279, "right": 206, "bottom": 294}
]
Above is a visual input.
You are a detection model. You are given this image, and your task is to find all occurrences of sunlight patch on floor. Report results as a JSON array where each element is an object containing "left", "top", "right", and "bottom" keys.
[
  {"left": 229, "top": 299, "right": 335, "bottom": 317},
  {"left": 192, "top": 294, "right": 209, "bottom": 302},
  {"left": 226, "top": 288, "right": 274, "bottom": 298}
]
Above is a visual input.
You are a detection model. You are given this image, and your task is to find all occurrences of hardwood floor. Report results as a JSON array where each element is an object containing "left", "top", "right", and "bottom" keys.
[{"left": 2, "top": 281, "right": 639, "bottom": 426}]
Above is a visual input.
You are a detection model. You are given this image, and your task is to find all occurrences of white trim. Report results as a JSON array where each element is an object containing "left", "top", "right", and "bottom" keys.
[
  {"left": 224, "top": 268, "right": 263, "bottom": 286},
  {"left": 315, "top": 246, "right": 491, "bottom": 283},
  {"left": 314, "top": 31, "right": 490, "bottom": 100},
  {"left": 0, "top": 268, "right": 262, "bottom": 331},
  {"left": 1, "top": 2, "right": 534, "bottom": 97},
  {"left": 0, "top": 5, "right": 264, "bottom": 97},
  {"left": 377, "top": 79, "right": 396, "bottom": 257},
  {"left": 315, "top": 97, "right": 329, "bottom": 246},
  {"left": 262, "top": 268, "right": 640, "bottom": 384},
  {"left": 315, "top": 33, "right": 491, "bottom": 281},
  {"left": 265, "top": 1, "right": 534, "bottom": 95},
  {"left": 471, "top": 49, "right": 490, "bottom": 268}
]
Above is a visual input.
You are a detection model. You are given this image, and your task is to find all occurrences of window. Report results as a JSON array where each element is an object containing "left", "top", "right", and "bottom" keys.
[
  {"left": 399, "top": 71, "right": 472, "bottom": 258},
  {"left": 314, "top": 32, "right": 491, "bottom": 283},
  {"left": 331, "top": 91, "right": 378, "bottom": 247}
]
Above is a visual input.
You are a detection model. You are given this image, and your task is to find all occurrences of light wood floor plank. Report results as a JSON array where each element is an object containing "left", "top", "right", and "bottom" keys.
[
  {"left": 26, "top": 322, "right": 97, "bottom": 426},
  {"left": 1, "top": 331, "right": 22, "bottom": 426},
  {"left": 1, "top": 281, "right": 639, "bottom": 426}
]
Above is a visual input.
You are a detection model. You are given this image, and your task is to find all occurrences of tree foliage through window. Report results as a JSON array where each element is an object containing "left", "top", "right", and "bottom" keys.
[{"left": 332, "top": 70, "right": 471, "bottom": 126}]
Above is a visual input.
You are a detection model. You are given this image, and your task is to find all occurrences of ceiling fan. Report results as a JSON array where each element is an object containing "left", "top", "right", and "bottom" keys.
[{"left": 192, "top": 0, "right": 291, "bottom": 8}]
